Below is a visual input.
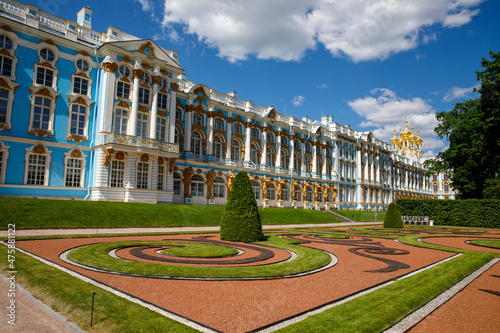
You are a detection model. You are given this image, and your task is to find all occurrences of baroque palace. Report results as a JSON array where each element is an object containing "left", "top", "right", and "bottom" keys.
[{"left": 0, "top": 2, "right": 434, "bottom": 210}]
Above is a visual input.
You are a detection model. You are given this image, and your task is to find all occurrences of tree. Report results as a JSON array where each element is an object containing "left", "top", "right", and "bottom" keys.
[
  {"left": 220, "top": 171, "right": 264, "bottom": 242},
  {"left": 384, "top": 202, "right": 403, "bottom": 228},
  {"left": 426, "top": 51, "right": 500, "bottom": 199}
]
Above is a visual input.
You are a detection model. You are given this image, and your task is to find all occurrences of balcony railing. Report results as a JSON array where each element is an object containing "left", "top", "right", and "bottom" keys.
[{"left": 102, "top": 133, "right": 179, "bottom": 154}]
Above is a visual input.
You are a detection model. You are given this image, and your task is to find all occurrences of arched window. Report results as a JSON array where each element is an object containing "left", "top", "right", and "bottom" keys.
[
  {"left": 266, "top": 183, "right": 276, "bottom": 201},
  {"left": 306, "top": 143, "right": 312, "bottom": 152},
  {"left": 293, "top": 186, "right": 302, "bottom": 202},
  {"left": 250, "top": 143, "right": 259, "bottom": 166},
  {"left": 215, "top": 118, "right": 224, "bottom": 130},
  {"left": 281, "top": 184, "right": 289, "bottom": 202},
  {"left": 252, "top": 181, "right": 261, "bottom": 200},
  {"left": 193, "top": 113, "right": 204, "bottom": 125},
  {"left": 281, "top": 136, "right": 288, "bottom": 146},
  {"left": 294, "top": 139, "right": 300, "bottom": 150},
  {"left": 266, "top": 132, "right": 274, "bottom": 143},
  {"left": 294, "top": 152, "right": 301, "bottom": 174},
  {"left": 213, "top": 135, "right": 223, "bottom": 162},
  {"left": 280, "top": 149, "right": 288, "bottom": 170},
  {"left": 305, "top": 155, "right": 312, "bottom": 174},
  {"left": 433, "top": 183, "right": 438, "bottom": 193},
  {"left": 232, "top": 139, "right": 242, "bottom": 163},
  {"left": 316, "top": 156, "right": 322, "bottom": 175},
  {"left": 444, "top": 183, "right": 449, "bottom": 192},
  {"left": 176, "top": 108, "right": 183, "bottom": 121},
  {"left": 266, "top": 146, "right": 274, "bottom": 168},
  {"left": 190, "top": 174, "right": 204, "bottom": 197},
  {"left": 317, "top": 187, "right": 323, "bottom": 203},
  {"left": 173, "top": 172, "right": 182, "bottom": 195},
  {"left": 191, "top": 131, "right": 203, "bottom": 159},
  {"left": 251, "top": 128, "right": 259, "bottom": 139},
  {"left": 233, "top": 123, "right": 243, "bottom": 134},
  {"left": 174, "top": 126, "right": 182, "bottom": 144},
  {"left": 306, "top": 186, "right": 313, "bottom": 202},
  {"left": 213, "top": 177, "right": 225, "bottom": 198}
]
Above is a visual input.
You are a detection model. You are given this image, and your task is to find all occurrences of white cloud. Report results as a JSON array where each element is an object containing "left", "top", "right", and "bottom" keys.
[
  {"left": 317, "top": 83, "right": 328, "bottom": 89},
  {"left": 136, "top": 0, "right": 153, "bottom": 11},
  {"left": 292, "top": 95, "right": 305, "bottom": 107},
  {"left": 159, "top": 0, "right": 482, "bottom": 62},
  {"left": 442, "top": 84, "right": 480, "bottom": 101},
  {"left": 348, "top": 88, "right": 444, "bottom": 155}
]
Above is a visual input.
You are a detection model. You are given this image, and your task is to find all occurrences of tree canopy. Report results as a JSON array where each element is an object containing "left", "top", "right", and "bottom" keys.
[{"left": 425, "top": 51, "right": 500, "bottom": 199}]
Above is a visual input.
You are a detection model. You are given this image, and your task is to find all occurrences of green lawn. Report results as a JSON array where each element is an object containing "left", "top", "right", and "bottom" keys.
[
  {"left": 334, "top": 210, "right": 386, "bottom": 222},
  {"left": 0, "top": 198, "right": 343, "bottom": 229}
]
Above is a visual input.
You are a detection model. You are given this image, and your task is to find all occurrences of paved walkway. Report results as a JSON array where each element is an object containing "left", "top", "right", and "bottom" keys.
[{"left": 0, "top": 222, "right": 380, "bottom": 237}]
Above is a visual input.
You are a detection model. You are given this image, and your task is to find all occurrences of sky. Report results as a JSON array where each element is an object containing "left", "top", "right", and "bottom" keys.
[{"left": 46, "top": 0, "right": 499, "bottom": 159}]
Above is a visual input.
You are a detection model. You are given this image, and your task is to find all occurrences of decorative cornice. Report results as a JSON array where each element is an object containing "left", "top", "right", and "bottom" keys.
[
  {"left": 28, "top": 128, "right": 53, "bottom": 139},
  {"left": 102, "top": 62, "right": 118, "bottom": 73},
  {"left": 66, "top": 134, "right": 88, "bottom": 144},
  {"left": 70, "top": 149, "right": 83, "bottom": 158}
]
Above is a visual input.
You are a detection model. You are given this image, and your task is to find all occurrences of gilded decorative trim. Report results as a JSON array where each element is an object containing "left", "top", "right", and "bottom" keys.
[
  {"left": 1, "top": 25, "right": 13, "bottom": 32},
  {"left": 66, "top": 134, "right": 88, "bottom": 144},
  {"left": 115, "top": 151, "right": 125, "bottom": 160},
  {"left": 33, "top": 144, "right": 46, "bottom": 154},
  {"left": 133, "top": 69, "right": 143, "bottom": 79},
  {"left": 103, "top": 148, "right": 113, "bottom": 167},
  {"left": 138, "top": 105, "right": 149, "bottom": 113},
  {"left": 70, "top": 149, "right": 83, "bottom": 158},
  {"left": 0, "top": 123, "right": 11, "bottom": 132},
  {"left": 142, "top": 63, "right": 151, "bottom": 70},
  {"left": 102, "top": 62, "right": 118, "bottom": 73},
  {"left": 171, "top": 83, "right": 180, "bottom": 91},
  {"left": 140, "top": 153, "right": 149, "bottom": 162},
  {"left": 72, "top": 96, "right": 89, "bottom": 107},
  {"left": 28, "top": 128, "right": 53, "bottom": 139},
  {"left": 157, "top": 110, "right": 168, "bottom": 118},
  {"left": 116, "top": 100, "right": 130, "bottom": 108},
  {"left": 158, "top": 157, "right": 164, "bottom": 165},
  {"left": 152, "top": 76, "right": 161, "bottom": 85},
  {"left": 120, "top": 56, "right": 132, "bottom": 64},
  {"left": 137, "top": 41, "right": 156, "bottom": 59},
  {"left": 168, "top": 158, "right": 178, "bottom": 173}
]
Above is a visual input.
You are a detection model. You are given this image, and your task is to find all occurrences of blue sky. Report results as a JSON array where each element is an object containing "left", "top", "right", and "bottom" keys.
[{"left": 48, "top": 0, "right": 499, "bottom": 158}]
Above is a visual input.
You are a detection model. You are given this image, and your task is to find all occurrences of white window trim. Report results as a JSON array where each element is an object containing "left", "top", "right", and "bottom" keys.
[
  {"left": 24, "top": 144, "right": 52, "bottom": 186},
  {"left": 115, "top": 78, "right": 132, "bottom": 101},
  {"left": 157, "top": 162, "right": 167, "bottom": 191},
  {"left": 0, "top": 141, "right": 10, "bottom": 184},
  {"left": 136, "top": 158, "right": 152, "bottom": 189},
  {"left": 109, "top": 158, "right": 126, "bottom": 188},
  {"left": 63, "top": 149, "right": 86, "bottom": 187},
  {"left": 66, "top": 96, "right": 92, "bottom": 143},
  {"left": 28, "top": 87, "right": 59, "bottom": 138},
  {"left": 0, "top": 28, "right": 19, "bottom": 81},
  {"left": 0, "top": 78, "right": 18, "bottom": 132}
]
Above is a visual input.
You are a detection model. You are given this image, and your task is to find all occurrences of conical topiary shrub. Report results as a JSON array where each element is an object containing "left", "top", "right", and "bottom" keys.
[
  {"left": 220, "top": 171, "right": 264, "bottom": 242},
  {"left": 384, "top": 202, "right": 404, "bottom": 228}
]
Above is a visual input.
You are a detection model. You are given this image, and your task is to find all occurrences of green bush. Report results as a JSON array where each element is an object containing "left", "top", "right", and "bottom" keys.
[
  {"left": 396, "top": 199, "right": 500, "bottom": 228},
  {"left": 220, "top": 172, "right": 264, "bottom": 242},
  {"left": 384, "top": 202, "right": 403, "bottom": 228}
]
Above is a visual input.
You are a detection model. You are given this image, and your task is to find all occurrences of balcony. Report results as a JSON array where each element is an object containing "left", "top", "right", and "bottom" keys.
[{"left": 101, "top": 133, "right": 179, "bottom": 154}]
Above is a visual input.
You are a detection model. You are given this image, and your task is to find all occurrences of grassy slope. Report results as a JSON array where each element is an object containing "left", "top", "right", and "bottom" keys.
[{"left": 0, "top": 198, "right": 342, "bottom": 229}]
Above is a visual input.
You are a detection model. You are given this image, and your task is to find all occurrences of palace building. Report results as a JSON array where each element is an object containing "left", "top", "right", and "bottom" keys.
[{"left": 0, "top": 2, "right": 433, "bottom": 210}]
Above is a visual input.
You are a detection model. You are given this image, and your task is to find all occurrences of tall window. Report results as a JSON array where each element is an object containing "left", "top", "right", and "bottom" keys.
[
  {"left": 433, "top": 183, "right": 438, "bottom": 193},
  {"left": 0, "top": 88, "right": 8, "bottom": 124},
  {"left": 156, "top": 116, "right": 167, "bottom": 141},
  {"left": 251, "top": 128, "right": 259, "bottom": 139},
  {"left": 0, "top": 35, "right": 13, "bottom": 49},
  {"left": 294, "top": 152, "right": 301, "bottom": 174},
  {"left": 136, "top": 112, "right": 148, "bottom": 138},
  {"left": 232, "top": 140, "right": 242, "bottom": 163},
  {"left": 266, "top": 183, "right": 276, "bottom": 201},
  {"left": 281, "top": 136, "right": 288, "bottom": 146},
  {"left": 35, "top": 67, "right": 54, "bottom": 86},
  {"left": 176, "top": 108, "right": 183, "bottom": 121},
  {"left": 280, "top": 150, "right": 288, "bottom": 171},
  {"left": 69, "top": 104, "right": 87, "bottom": 136},
  {"left": 293, "top": 187, "right": 301, "bottom": 202},
  {"left": 158, "top": 93, "right": 168, "bottom": 110},
  {"left": 26, "top": 154, "right": 46, "bottom": 185},
  {"left": 116, "top": 81, "right": 130, "bottom": 99},
  {"left": 190, "top": 175, "right": 204, "bottom": 197},
  {"left": 138, "top": 87, "right": 150, "bottom": 105},
  {"left": 266, "top": 147, "right": 274, "bottom": 168},
  {"left": 136, "top": 162, "right": 149, "bottom": 189},
  {"left": 306, "top": 187, "right": 313, "bottom": 202},
  {"left": 0, "top": 151, "right": 3, "bottom": 183},
  {"left": 213, "top": 177, "right": 225, "bottom": 198},
  {"left": 174, "top": 126, "right": 182, "bottom": 144},
  {"left": 157, "top": 165, "right": 165, "bottom": 190},
  {"left": 282, "top": 184, "right": 289, "bottom": 202},
  {"left": 444, "top": 183, "right": 449, "bottom": 192},
  {"left": 0, "top": 56, "right": 12, "bottom": 76},
  {"left": 109, "top": 160, "right": 125, "bottom": 188},
  {"left": 252, "top": 181, "right": 260, "bottom": 200},
  {"left": 113, "top": 108, "right": 128, "bottom": 134},
  {"left": 173, "top": 172, "right": 181, "bottom": 195},
  {"left": 191, "top": 131, "right": 203, "bottom": 158},
  {"left": 32, "top": 96, "right": 51, "bottom": 130},
  {"left": 266, "top": 132, "right": 275, "bottom": 143},
  {"left": 73, "top": 76, "right": 88, "bottom": 95},
  {"left": 213, "top": 136, "right": 223, "bottom": 161},
  {"left": 250, "top": 143, "right": 259, "bottom": 166},
  {"left": 65, "top": 158, "right": 83, "bottom": 187}
]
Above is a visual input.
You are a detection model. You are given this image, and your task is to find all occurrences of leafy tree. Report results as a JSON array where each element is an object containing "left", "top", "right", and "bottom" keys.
[
  {"left": 483, "top": 177, "right": 500, "bottom": 199},
  {"left": 220, "top": 171, "right": 264, "bottom": 242},
  {"left": 426, "top": 51, "right": 500, "bottom": 199},
  {"left": 384, "top": 202, "right": 403, "bottom": 228}
]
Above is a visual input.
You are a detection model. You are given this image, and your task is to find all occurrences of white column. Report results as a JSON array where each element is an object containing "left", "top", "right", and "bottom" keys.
[
  {"left": 128, "top": 69, "right": 142, "bottom": 136},
  {"left": 99, "top": 62, "right": 117, "bottom": 134},
  {"left": 185, "top": 106, "right": 193, "bottom": 152},
  {"left": 276, "top": 127, "right": 282, "bottom": 171},
  {"left": 260, "top": 123, "right": 268, "bottom": 168},
  {"left": 207, "top": 112, "right": 214, "bottom": 156},
  {"left": 301, "top": 139, "right": 306, "bottom": 175},
  {"left": 168, "top": 84, "right": 178, "bottom": 143},
  {"left": 244, "top": 120, "right": 252, "bottom": 163},
  {"left": 149, "top": 77, "right": 159, "bottom": 139},
  {"left": 322, "top": 144, "right": 328, "bottom": 179},
  {"left": 290, "top": 132, "right": 295, "bottom": 174},
  {"left": 312, "top": 144, "right": 318, "bottom": 177},
  {"left": 226, "top": 117, "right": 232, "bottom": 161}
]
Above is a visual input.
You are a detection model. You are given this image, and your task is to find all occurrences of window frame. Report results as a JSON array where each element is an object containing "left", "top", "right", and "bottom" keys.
[
  {"left": 24, "top": 145, "right": 52, "bottom": 186},
  {"left": 63, "top": 150, "right": 86, "bottom": 188},
  {"left": 0, "top": 141, "right": 9, "bottom": 184},
  {"left": 109, "top": 159, "right": 125, "bottom": 188}
]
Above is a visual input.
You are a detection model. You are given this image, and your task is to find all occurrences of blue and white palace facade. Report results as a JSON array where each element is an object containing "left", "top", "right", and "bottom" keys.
[{"left": 0, "top": 1, "right": 433, "bottom": 210}]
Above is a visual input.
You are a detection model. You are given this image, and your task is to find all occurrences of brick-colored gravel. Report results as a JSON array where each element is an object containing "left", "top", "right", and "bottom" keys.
[{"left": 16, "top": 233, "right": 453, "bottom": 332}]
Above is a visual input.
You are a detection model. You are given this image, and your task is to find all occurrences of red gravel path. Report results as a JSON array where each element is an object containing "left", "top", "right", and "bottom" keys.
[
  {"left": 16, "top": 233, "right": 453, "bottom": 332},
  {"left": 408, "top": 260, "right": 500, "bottom": 333},
  {"left": 421, "top": 237, "right": 500, "bottom": 253}
]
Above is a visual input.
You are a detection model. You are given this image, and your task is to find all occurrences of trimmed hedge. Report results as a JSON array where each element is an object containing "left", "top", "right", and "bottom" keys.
[
  {"left": 220, "top": 172, "right": 264, "bottom": 242},
  {"left": 396, "top": 199, "right": 500, "bottom": 228},
  {"left": 384, "top": 202, "right": 403, "bottom": 228}
]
